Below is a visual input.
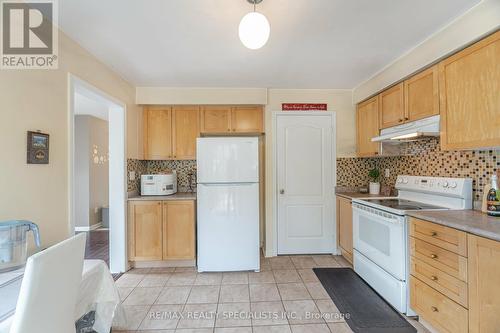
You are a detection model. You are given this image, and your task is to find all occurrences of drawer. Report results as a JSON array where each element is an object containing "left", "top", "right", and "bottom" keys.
[
  {"left": 411, "top": 257, "right": 468, "bottom": 308},
  {"left": 410, "top": 237, "right": 467, "bottom": 282},
  {"left": 410, "top": 217, "right": 467, "bottom": 256},
  {"left": 410, "top": 276, "right": 468, "bottom": 333}
]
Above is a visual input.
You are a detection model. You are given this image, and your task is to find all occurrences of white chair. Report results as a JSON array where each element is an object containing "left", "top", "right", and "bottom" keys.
[{"left": 9, "top": 233, "right": 87, "bottom": 333}]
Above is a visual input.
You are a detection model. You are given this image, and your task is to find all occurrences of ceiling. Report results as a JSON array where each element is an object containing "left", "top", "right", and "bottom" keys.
[{"left": 59, "top": 0, "right": 480, "bottom": 89}]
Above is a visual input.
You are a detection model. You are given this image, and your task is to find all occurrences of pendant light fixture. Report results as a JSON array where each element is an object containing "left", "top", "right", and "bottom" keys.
[{"left": 239, "top": 0, "right": 270, "bottom": 50}]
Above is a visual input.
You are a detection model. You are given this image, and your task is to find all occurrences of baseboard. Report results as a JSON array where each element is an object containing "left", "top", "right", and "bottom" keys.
[
  {"left": 75, "top": 222, "right": 102, "bottom": 232},
  {"left": 131, "top": 259, "right": 196, "bottom": 268}
]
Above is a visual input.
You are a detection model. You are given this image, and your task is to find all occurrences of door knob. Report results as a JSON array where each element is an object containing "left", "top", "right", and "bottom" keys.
[
  {"left": 280, "top": 189, "right": 285, "bottom": 195},
  {"left": 430, "top": 254, "right": 438, "bottom": 259}
]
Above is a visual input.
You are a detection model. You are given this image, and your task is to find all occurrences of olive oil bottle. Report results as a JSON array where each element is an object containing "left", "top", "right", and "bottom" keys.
[{"left": 487, "top": 174, "right": 500, "bottom": 217}]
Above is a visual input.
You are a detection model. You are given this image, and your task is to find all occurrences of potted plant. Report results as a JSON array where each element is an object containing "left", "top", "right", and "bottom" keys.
[{"left": 368, "top": 168, "right": 381, "bottom": 195}]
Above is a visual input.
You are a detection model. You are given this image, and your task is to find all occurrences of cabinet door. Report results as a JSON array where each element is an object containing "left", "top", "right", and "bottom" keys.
[
  {"left": 128, "top": 201, "right": 163, "bottom": 260},
  {"left": 356, "top": 96, "right": 380, "bottom": 157},
  {"left": 163, "top": 200, "right": 195, "bottom": 260},
  {"left": 337, "top": 197, "right": 353, "bottom": 263},
  {"left": 468, "top": 234, "right": 500, "bottom": 333},
  {"left": 379, "top": 83, "right": 405, "bottom": 129},
  {"left": 144, "top": 107, "right": 173, "bottom": 160},
  {"left": 200, "top": 106, "right": 231, "bottom": 133},
  {"left": 439, "top": 31, "right": 500, "bottom": 150},
  {"left": 231, "top": 106, "right": 263, "bottom": 133},
  {"left": 404, "top": 65, "right": 439, "bottom": 122},
  {"left": 172, "top": 106, "right": 200, "bottom": 159}
]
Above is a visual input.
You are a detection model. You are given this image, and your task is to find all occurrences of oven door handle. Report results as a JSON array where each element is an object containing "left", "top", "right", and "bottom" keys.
[{"left": 352, "top": 204, "right": 404, "bottom": 225}]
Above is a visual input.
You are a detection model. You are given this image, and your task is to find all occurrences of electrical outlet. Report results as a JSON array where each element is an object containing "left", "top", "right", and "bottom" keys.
[
  {"left": 385, "top": 168, "right": 390, "bottom": 178},
  {"left": 94, "top": 207, "right": 99, "bottom": 214},
  {"left": 129, "top": 171, "right": 136, "bottom": 181}
]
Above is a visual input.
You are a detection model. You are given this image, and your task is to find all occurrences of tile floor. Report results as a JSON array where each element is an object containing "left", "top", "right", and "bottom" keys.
[{"left": 113, "top": 254, "right": 428, "bottom": 333}]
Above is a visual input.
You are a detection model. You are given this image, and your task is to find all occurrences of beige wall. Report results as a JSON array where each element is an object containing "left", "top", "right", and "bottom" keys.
[
  {"left": 353, "top": 0, "right": 500, "bottom": 103},
  {"left": 0, "top": 31, "right": 141, "bottom": 249}
]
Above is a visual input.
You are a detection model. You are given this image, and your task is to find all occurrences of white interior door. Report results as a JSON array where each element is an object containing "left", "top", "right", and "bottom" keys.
[{"left": 277, "top": 114, "right": 335, "bottom": 254}]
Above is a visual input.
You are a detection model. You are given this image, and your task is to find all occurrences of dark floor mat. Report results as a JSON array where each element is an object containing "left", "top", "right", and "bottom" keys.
[{"left": 313, "top": 267, "right": 416, "bottom": 333}]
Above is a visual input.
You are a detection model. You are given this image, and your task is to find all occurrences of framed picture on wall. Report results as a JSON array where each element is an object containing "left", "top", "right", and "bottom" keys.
[{"left": 27, "top": 131, "right": 49, "bottom": 164}]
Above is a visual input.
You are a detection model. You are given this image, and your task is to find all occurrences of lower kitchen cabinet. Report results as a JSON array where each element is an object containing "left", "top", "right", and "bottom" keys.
[
  {"left": 410, "top": 217, "right": 500, "bottom": 333},
  {"left": 336, "top": 196, "right": 353, "bottom": 264},
  {"left": 128, "top": 201, "right": 163, "bottom": 260},
  {"left": 163, "top": 200, "right": 196, "bottom": 260},
  {"left": 128, "top": 200, "right": 196, "bottom": 261},
  {"left": 468, "top": 234, "right": 500, "bottom": 333}
]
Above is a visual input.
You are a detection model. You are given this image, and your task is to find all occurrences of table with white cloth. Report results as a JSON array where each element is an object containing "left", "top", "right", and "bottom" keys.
[{"left": 0, "top": 260, "right": 125, "bottom": 333}]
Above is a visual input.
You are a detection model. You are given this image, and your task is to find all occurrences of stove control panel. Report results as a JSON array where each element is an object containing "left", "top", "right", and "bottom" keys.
[{"left": 396, "top": 175, "right": 472, "bottom": 199}]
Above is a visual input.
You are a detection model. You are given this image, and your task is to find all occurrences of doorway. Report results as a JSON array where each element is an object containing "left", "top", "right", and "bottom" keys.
[
  {"left": 69, "top": 75, "right": 127, "bottom": 273},
  {"left": 275, "top": 112, "right": 336, "bottom": 254}
]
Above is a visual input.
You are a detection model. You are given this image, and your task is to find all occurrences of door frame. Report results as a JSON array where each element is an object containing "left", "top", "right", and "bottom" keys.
[
  {"left": 68, "top": 74, "right": 128, "bottom": 273},
  {"left": 271, "top": 111, "right": 338, "bottom": 256}
]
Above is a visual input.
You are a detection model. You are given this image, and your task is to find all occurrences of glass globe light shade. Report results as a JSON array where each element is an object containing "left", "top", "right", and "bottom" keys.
[{"left": 238, "top": 12, "right": 270, "bottom": 50}]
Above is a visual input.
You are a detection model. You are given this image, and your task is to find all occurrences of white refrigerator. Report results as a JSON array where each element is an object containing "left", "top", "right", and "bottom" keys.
[{"left": 197, "top": 137, "right": 260, "bottom": 272}]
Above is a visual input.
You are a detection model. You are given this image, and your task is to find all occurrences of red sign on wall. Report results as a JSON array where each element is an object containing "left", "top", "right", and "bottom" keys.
[{"left": 282, "top": 103, "right": 328, "bottom": 111}]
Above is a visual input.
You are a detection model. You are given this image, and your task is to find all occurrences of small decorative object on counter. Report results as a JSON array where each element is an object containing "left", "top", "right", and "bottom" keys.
[
  {"left": 487, "top": 174, "right": 500, "bottom": 217},
  {"left": 368, "top": 168, "right": 381, "bottom": 195}
]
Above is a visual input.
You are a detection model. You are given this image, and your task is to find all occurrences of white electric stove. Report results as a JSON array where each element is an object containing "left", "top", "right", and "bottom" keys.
[{"left": 351, "top": 175, "right": 472, "bottom": 315}]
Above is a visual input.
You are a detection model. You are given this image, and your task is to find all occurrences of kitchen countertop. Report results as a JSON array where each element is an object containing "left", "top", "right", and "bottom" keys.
[
  {"left": 407, "top": 210, "right": 500, "bottom": 242},
  {"left": 128, "top": 192, "right": 197, "bottom": 201}
]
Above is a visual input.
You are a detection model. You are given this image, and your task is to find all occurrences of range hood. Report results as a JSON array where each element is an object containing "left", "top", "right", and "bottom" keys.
[{"left": 372, "top": 115, "right": 440, "bottom": 142}]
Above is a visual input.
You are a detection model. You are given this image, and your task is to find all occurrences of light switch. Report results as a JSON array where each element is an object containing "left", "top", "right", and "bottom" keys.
[{"left": 129, "top": 171, "right": 136, "bottom": 181}]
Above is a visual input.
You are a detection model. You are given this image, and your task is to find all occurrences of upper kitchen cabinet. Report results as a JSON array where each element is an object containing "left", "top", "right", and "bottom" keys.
[
  {"left": 357, "top": 96, "right": 380, "bottom": 157},
  {"left": 172, "top": 106, "right": 200, "bottom": 159},
  {"left": 231, "top": 106, "right": 264, "bottom": 133},
  {"left": 201, "top": 105, "right": 264, "bottom": 134},
  {"left": 439, "top": 31, "right": 500, "bottom": 150},
  {"left": 404, "top": 65, "right": 439, "bottom": 122},
  {"left": 379, "top": 82, "right": 405, "bottom": 129},
  {"left": 200, "top": 106, "right": 232, "bottom": 133},
  {"left": 144, "top": 106, "right": 173, "bottom": 160},
  {"left": 143, "top": 106, "right": 200, "bottom": 160}
]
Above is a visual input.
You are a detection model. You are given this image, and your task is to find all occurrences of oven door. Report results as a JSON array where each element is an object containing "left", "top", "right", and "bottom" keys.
[{"left": 352, "top": 203, "right": 406, "bottom": 280}]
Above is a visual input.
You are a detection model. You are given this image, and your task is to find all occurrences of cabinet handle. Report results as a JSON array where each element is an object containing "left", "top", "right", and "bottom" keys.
[
  {"left": 398, "top": 119, "right": 403, "bottom": 122},
  {"left": 431, "top": 306, "right": 438, "bottom": 312},
  {"left": 430, "top": 275, "right": 438, "bottom": 281},
  {"left": 404, "top": 117, "right": 409, "bottom": 121},
  {"left": 430, "top": 254, "right": 438, "bottom": 259},
  {"left": 431, "top": 231, "right": 437, "bottom": 237}
]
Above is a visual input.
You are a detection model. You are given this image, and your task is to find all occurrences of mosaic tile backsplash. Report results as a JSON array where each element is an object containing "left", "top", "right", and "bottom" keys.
[
  {"left": 127, "top": 159, "right": 196, "bottom": 193},
  {"left": 337, "top": 138, "right": 500, "bottom": 202}
]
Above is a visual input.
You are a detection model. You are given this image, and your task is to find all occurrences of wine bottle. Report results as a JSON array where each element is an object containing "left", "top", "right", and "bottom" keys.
[{"left": 487, "top": 175, "right": 500, "bottom": 217}]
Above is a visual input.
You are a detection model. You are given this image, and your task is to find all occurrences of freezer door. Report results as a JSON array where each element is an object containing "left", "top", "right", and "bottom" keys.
[
  {"left": 197, "top": 183, "right": 260, "bottom": 272},
  {"left": 197, "top": 137, "right": 259, "bottom": 183}
]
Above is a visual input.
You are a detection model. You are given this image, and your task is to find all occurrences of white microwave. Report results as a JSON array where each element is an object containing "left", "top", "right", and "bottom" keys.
[{"left": 141, "top": 172, "right": 177, "bottom": 196}]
